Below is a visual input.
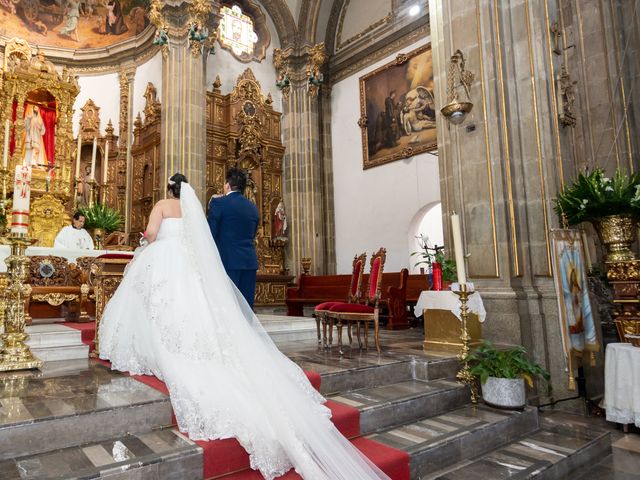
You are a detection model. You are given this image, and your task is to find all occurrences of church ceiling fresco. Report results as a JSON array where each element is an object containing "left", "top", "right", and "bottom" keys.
[{"left": 0, "top": 0, "right": 149, "bottom": 50}]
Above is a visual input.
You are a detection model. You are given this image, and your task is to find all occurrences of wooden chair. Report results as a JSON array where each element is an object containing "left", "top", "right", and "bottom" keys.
[
  {"left": 313, "top": 252, "right": 366, "bottom": 347},
  {"left": 328, "top": 248, "right": 387, "bottom": 354}
]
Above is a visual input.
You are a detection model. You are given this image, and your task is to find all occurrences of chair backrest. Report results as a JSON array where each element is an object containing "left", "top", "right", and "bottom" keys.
[
  {"left": 347, "top": 252, "right": 367, "bottom": 303},
  {"left": 366, "top": 247, "right": 387, "bottom": 306}
]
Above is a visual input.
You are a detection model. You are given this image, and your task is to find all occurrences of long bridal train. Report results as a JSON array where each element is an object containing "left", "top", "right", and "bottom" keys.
[{"left": 98, "top": 182, "right": 390, "bottom": 480}]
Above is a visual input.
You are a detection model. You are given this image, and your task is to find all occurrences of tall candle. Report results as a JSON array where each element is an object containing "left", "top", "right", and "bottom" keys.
[
  {"left": 450, "top": 212, "right": 467, "bottom": 284},
  {"left": 103, "top": 140, "right": 109, "bottom": 184},
  {"left": 90, "top": 137, "right": 97, "bottom": 180},
  {"left": 11, "top": 165, "right": 31, "bottom": 235},
  {"left": 75, "top": 133, "right": 81, "bottom": 178},
  {"left": 3, "top": 120, "right": 10, "bottom": 169}
]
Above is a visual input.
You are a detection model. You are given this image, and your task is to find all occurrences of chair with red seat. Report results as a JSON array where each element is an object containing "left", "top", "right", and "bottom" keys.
[
  {"left": 327, "top": 247, "right": 386, "bottom": 354},
  {"left": 313, "top": 252, "right": 366, "bottom": 347}
]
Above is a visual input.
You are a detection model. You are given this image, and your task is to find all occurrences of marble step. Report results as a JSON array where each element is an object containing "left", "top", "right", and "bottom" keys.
[
  {"left": 420, "top": 423, "right": 611, "bottom": 479},
  {"left": 329, "top": 378, "right": 470, "bottom": 434},
  {"left": 22, "top": 324, "right": 90, "bottom": 362},
  {"left": 30, "top": 343, "right": 89, "bottom": 362},
  {"left": 0, "top": 362, "right": 173, "bottom": 462},
  {"left": 366, "top": 404, "right": 540, "bottom": 479},
  {"left": 0, "top": 429, "right": 202, "bottom": 479}
]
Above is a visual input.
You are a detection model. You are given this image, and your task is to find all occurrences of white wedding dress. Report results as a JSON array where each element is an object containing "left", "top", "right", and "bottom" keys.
[{"left": 98, "top": 183, "right": 389, "bottom": 480}]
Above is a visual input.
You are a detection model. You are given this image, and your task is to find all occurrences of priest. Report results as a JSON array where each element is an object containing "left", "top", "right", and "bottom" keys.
[{"left": 54, "top": 212, "right": 95, "bottom": 250}]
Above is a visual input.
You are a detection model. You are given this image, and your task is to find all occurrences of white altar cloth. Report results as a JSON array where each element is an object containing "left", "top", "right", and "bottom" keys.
[
  {"left": 605, "top": 342, "right": 640, "bottom": 426},
  {"left": 414, "top": 290, "right": 487, "bottom": 323},
  {"left": 0, "top": 246, "right": 129, "bottom": 273}
]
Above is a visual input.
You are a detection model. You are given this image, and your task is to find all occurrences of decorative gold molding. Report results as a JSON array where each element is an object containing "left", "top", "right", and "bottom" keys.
[{"left": 330, "top": 24, "right": 429, "bottom": 83}]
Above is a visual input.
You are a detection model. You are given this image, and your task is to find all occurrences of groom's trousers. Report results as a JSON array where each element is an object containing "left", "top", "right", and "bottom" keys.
[{"left": 227, "top": 269, "right": 257, "bottom": 309}]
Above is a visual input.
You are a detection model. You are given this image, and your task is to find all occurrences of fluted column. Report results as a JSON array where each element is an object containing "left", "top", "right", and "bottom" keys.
[
  {"left": 274, "top": 43, "right": 330, "bottom": 276},
  {"left": 150, "top": 0, "right": 218, "bottom": 201}
]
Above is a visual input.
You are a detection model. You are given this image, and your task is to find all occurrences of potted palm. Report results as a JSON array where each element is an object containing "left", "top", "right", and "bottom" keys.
[
  {"left": 554, "top": 167, "right": 640, "bottom": 262},
  {"left": 79, "top": 203, "right": 123, "bottom": 249},
  {"left": 468, "top": 341, "right": 550, "bottom": 409}
]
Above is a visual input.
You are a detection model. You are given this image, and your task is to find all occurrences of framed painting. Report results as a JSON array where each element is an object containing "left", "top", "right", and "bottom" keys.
[
  {"left": 550, "top": 229, "right": 599, "bottom": 386},
  {"left": 358, "top": 43, "right": 436, "bottom": 170}
]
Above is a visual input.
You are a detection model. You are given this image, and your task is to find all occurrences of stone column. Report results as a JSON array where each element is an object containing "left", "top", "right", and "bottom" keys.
[
  {"left": 429, "top": 0, "right": 640, "bottom": 407},
  {"left": 149, "top": 0, "right": 218, "bottom": 202},
  {"left": 274, "top": 43, "right": 331, "bottom": 276}
]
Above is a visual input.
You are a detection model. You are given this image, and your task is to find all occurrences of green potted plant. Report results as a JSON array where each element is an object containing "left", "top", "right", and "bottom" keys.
[
  {"left": 79, "top": 203, "right": 123, "bottom": 249},
  {"left": 468, "top": 341, "right": 550, "bottom": 409},
  {"left": 554, "top": 167, "right": 640, "bottom": 262}
]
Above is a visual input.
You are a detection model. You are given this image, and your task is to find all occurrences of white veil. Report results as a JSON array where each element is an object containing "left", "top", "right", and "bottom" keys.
[{"left": 178, "top": 182, "right": 390, "bottom": 480}]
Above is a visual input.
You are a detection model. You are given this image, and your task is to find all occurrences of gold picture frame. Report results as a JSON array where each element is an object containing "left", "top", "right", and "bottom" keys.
[{"left": 358, "top": 43, "right": 436, "bottom": 170}]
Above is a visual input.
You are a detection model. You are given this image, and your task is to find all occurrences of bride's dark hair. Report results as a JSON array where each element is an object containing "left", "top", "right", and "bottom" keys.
[{"left": 168, "top": 173, "right": 188, "bottom": 198}]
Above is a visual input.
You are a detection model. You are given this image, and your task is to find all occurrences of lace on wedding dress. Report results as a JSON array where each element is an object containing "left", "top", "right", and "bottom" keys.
[{"left": 99, "top": 184, "right": 391, "bottom": 480}]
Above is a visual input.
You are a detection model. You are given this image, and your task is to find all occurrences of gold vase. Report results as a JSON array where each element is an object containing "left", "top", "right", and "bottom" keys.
[{"left": 594, "top": 214, "right": 638, "bottom": 262}]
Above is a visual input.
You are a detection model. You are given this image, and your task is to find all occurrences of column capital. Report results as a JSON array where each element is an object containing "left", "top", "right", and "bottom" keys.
[{"left": 273, "top": 42, "right": 328, "bottom": 98}]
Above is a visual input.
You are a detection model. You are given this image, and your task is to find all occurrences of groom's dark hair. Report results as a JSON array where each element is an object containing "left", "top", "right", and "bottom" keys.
[
  {"left": 226, "top": 168, "right": 247, "bottom": 192},
  {"left": 168, "top": 173, "right": 188, "bottom": 198}
]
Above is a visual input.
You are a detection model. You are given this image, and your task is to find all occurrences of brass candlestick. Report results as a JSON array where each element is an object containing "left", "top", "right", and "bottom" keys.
[
  {"left": 453, "top": 283, "right": 479, "bottom": 403},
  {"left": 0, "top": 234, "right": 41, "bottom": 372},
  {"left": 89, "top": 178, "right": 97, "bottom": 207}
]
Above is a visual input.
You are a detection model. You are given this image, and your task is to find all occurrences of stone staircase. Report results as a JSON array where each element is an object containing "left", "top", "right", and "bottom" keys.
[{"left": 0, "top": 351, "right": 612, "bottom": 479}]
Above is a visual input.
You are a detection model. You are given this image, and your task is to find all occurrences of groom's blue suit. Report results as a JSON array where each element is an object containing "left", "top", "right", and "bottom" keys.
[{"left": 208, "top": 191, "right": 260, "bottom": 308}]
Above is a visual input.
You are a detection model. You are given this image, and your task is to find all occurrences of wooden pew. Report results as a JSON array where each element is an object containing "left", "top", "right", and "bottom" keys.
[{"left": 286, "top": 269, "right": 429, "bottom": 329}]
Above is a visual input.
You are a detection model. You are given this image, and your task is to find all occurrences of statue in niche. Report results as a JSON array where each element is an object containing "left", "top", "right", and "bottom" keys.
[
  {"left": 273, "top": 201, "right": 287, "bottom": 238},
  {"left": 23, "top": 105, "right": 47, "bottom": 167}
]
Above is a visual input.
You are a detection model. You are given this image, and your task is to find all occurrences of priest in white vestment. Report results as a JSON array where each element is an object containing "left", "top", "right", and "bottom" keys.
[{"left": 54, "top": 212, "right": 95, "bottom": 250}]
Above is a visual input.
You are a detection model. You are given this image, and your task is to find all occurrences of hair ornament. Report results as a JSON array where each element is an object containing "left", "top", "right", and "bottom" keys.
[{"left": 168, "top": 177, "right": 176, "bottom": 186}]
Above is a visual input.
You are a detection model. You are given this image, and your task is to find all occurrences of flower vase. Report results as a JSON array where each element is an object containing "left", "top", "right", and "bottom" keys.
[
  {"left": 593, "top": 214, "right": 638, "bottom": 262},
  {"left": 432, "top": 262, "right": 443, "bottom": 291}
]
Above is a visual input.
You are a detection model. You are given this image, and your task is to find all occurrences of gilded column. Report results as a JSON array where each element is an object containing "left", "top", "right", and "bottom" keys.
[
  {"left": 118, "top": 68, "right": 135, "bottom": 233},
  {"left": 150, "top": 0, "right": 218, "bottom": 202}
]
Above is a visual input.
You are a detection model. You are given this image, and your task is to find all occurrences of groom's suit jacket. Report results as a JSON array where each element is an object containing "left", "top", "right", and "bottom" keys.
[{"left": 207, "top": 191, "right": 260, "bottom": 271}]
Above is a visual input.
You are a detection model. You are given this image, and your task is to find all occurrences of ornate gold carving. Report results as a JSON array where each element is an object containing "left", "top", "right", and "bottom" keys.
[
  {"left": 143, "top": 83, "right": 161, "bottom": 125},
  {"left": 606, "top": 260, "right": 640, "bottom": 282},
  {"left": 79, "top": 99, "right": 101, "bottom": 137},
  {"left": 31, "top": 293, "right": 78, "bottom": 306},
  {"left": 4, "top": 38, "right": 32, "bottom": 71},
  {"left": 28, "top": 194, "right": 70, "bottom": 248},
  {"left": 273, "top": 47, "right": 292, "bottom": 98},
  {"left": 305, "top": 43, "right": 327, "bottom": 98},
  {"left": 230, "top": 69, "right": 266, "bottom": 106}
]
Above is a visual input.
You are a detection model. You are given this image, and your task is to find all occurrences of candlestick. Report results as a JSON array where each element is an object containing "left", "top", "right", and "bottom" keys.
[
  {"left": 453, "top": 283, "right": 479, "bottom": 404},
  {"left": 75, "top": 134, "right": 82, "bottom": 178},
  {"left": 103, "top": 140, "right": 109, "bottom": 184},
  {"left": 581, "top": 230, "right": 592, "bottom": 273},
  {"left": 11, "top": 165, "right": 31, "bottom": 236},
  {"left": 3, "top": 120, "right": 10, "bottom": 169},
  {"left": 90, "top": 137, "right": 97, "bottom": 180},
  {"left": 450, "top": 212, "right": 467, "bottom": 284}
]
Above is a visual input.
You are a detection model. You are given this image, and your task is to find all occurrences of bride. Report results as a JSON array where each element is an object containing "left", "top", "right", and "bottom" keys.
[{"left": 98, "top": 174, "right": 390, "bottom": 480}]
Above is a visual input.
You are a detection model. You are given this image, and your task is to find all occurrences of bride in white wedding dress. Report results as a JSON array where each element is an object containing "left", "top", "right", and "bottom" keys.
[{"left": 98, "top": 175, "right": 390, "bottom": 480}]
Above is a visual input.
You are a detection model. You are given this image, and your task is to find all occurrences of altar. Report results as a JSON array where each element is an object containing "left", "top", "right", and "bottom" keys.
[{"left": 0, "top": 245, "right": 121, "bottom": 273}]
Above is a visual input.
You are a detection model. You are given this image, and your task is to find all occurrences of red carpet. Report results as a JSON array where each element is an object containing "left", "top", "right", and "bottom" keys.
[
  {"left": 81, "top": 321, "right": 409, "bottom": 479},
  {"left": 62, "top": 322, "right": 96, "bottom": 354}
]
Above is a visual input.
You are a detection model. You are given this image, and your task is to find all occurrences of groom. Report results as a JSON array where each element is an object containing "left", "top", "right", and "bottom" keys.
[{"left": 208, "top": 168, "right": 260, "bottom": 308}]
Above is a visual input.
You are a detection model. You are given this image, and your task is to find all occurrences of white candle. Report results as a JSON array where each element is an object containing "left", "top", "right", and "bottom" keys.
[
  {"left": 90, "top": 137, "right": 97, "bottom": 180},
  {"left": 11, "top": 165, "right": 31, "bottom": 235},
  {"left": 450, "top": 212, "right": 467, "bottom": 284},
  {"left": 75, "top": 133, "right": 81, "bottom": 178},
  {"left": 103, "top": 140, "right": 109, "bottom": 184},
  {"left": 3, "top": 120, "right": 10, "bottom": 169}
]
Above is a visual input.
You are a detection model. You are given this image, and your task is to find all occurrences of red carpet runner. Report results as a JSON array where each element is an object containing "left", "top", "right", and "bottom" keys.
[{"left": 65, "top": 322, "right": 410, "bottom": 479}]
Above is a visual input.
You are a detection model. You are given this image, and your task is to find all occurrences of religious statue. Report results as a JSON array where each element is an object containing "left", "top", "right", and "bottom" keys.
[
  {"left": 77, "top": 164, "right": 92, "bottom": 206},
  {"left": 273, "top": 201, "right": 287, "bottom": 238},
  {"left": 23, "top": 105, "right": 47, "bottom": 167}
]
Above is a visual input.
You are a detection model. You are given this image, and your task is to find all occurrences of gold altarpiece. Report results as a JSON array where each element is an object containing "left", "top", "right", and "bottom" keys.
[
  {"left": 0, "top": 39, "right": 79, "bottom": 245},
  {"left": 206, "top": 69, "right": 293, "bottom": 306},
  {"left": 130, "top": 83, "right": 161, "bottom": 237}
]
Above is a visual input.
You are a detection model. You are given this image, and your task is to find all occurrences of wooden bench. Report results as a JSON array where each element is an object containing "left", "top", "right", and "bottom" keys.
[{"left": 286, "top": 269, "right": 429, "bottom": 329}]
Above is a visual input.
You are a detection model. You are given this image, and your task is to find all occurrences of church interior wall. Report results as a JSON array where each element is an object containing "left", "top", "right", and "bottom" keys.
[
  {"left": 205, "top": 10, "right": 282, "bottom": 105},
  {"left": 73, "top": 72, "right": 120, "bottom": 137},
  {"left": 330, "top": 37, "right": 440, "bottom": 274},
  {"left": 132, "top": 52, "right": 163, "bottom": 123}
]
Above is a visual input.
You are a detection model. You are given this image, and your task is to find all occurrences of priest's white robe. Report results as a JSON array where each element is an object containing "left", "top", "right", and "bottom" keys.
[{"left": 54, "top": 226, "right": 95, "bottom": 250}]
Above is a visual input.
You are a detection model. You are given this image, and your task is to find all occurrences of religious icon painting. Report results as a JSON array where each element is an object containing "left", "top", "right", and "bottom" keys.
[
  {"left": 550, "top": 229, "right": 599, "bottom": 389},
  {"left": 358, "top": 43, "right": 436, "bottom": 169}
]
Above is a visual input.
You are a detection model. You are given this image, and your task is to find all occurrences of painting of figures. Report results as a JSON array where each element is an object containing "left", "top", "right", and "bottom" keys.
[
  {"left": 359, "top": 44, "right": 436, "bottom": 169},
  {"left": 0, "top": 0, "right": 149, "bottom": 49}
]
